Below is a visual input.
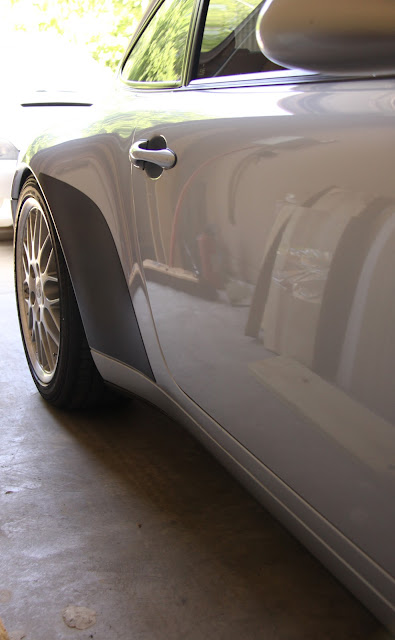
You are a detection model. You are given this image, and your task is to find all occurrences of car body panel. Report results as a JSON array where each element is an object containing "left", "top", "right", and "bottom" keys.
[{"left": 129, "top": 78, "right": 395, "bottom": 576}]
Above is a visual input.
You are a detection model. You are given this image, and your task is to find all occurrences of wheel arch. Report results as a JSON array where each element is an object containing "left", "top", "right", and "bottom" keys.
[
  {"left": 11, "top": 164, "right": 34, "bottom": 223},
  {"left": 14, "top": 171, "right": 154, "bottom": 382}
]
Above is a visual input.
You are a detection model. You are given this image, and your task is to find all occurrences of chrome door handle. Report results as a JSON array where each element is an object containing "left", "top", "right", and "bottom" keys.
[{"left": 129, "top": 139, "right": 177, "bottom": 170}]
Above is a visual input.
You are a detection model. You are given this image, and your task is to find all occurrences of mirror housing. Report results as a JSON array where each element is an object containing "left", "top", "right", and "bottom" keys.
[{"left": 256, "top": 0, "right": 395, "bottom": 75}]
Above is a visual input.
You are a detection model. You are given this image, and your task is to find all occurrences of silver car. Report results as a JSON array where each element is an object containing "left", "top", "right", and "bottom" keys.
[{"left": 11, "top": 0, "right": 395, "bottom": 631}]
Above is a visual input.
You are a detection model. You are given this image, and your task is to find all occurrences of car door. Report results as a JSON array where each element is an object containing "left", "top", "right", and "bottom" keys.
[{"left": 124, "top": 0, "right": 395, "bottom": 585}]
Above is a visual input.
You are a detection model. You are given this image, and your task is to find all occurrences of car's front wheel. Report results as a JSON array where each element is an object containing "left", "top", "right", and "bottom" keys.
[{"left": 14, "top": 177, "right": 113, "bottom": 409}]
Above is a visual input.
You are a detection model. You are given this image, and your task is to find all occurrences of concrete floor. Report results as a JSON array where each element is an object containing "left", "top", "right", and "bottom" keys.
[{"left": 0, "top": 237, "right": 391, "bottom": 640}]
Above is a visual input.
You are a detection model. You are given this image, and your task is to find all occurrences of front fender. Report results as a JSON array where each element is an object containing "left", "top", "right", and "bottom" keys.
[{"left": 17, "top": 171, "right": 154, "bottom": 381}]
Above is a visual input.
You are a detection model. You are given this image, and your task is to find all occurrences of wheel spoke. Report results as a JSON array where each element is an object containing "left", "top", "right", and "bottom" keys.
[
  {"left": 42, "top": 303, "right": 60, "bottom": 346},
  {"left": 43, "top": 248, "right": 57, "bottom": 281},
  {"left": 40, "top": 322, "right": 55, "bottom": 372},
  {"left": 26, "top": 220, "right": 32, "bottom": 261},
  {"left": 32, "top": 209, "right": 40, "bottom": 261},
  {"left": 38, "top": 230, "right": 51, "bottom": 274}
]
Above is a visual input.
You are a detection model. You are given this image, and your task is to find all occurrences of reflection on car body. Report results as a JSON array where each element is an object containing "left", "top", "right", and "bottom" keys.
[{"left": 11, "top": 0, "right": 395, "bottom": 631}]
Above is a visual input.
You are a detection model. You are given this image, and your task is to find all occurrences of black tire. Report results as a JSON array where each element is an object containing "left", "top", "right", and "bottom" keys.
[{"left": 14, "top": 177, "right": 115, "bottom": 409}]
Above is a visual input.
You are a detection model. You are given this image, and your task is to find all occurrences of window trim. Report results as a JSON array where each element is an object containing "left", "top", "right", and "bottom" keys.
[
  {"left": 189, "top": 68, "right": 319, "bottom": 87},
  {"left": 182, "top": 70, "right": 390, "bottom": 91},
  {"left": 119, "top": 0, "right": 201, "bottom": 89},
  {"left": 184, "top": 0, "right": 210, "bottom": 84}
]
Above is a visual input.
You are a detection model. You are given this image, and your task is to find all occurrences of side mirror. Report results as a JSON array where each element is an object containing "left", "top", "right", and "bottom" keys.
[{"left": 256, "top": 0, "right": 395, "bottom": 75}]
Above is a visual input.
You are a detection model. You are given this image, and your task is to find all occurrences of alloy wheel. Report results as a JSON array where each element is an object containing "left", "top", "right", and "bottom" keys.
[{"left": 17, "top": 197, "right": 61, "bottom": 383}]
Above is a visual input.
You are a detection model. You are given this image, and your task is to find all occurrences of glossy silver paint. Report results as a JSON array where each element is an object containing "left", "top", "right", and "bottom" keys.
[
  {"left": 128, "top": 80, "right": 395, "bottom": 625},
  {"left": 12, "top": 0, "right": 395, "bottom": 630}
]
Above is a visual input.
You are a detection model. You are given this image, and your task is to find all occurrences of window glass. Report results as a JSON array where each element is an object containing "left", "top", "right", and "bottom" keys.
[
  {"left": 122, "top": 0, "right": 195, "bottom": 83},
  {"left": 196, "top": 0, "right": 284, "bottom": 79}
]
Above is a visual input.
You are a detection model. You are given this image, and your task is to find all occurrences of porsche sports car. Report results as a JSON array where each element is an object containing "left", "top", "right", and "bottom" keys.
[{"left": 11, "top": 0, "right": 395, "bottom": 630}]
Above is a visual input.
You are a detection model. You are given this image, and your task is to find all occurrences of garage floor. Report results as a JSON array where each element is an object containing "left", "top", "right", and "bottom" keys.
[{"left": 0, "top": 237, "right": 391, "bottom": 640}]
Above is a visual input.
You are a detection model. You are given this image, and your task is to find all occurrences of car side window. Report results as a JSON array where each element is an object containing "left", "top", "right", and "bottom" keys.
[
  {"left": 195, "top": 0, "right": 284, "bottom": 79},
  {"left": 122, "top": 0, "right": 195, "bottom": 84}
]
